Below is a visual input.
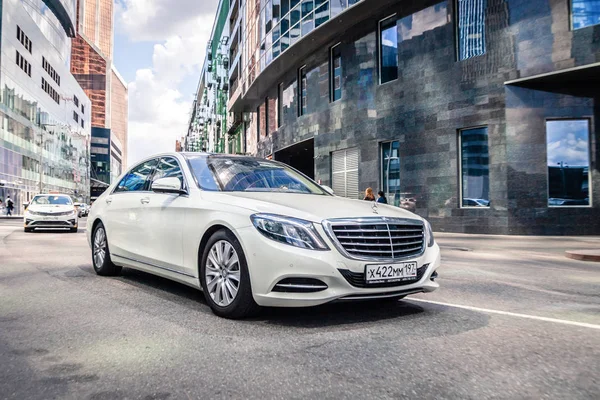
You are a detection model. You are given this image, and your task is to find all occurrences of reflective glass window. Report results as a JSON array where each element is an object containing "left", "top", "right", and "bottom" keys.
[
  {"left": 291, "top": 6, "right": 301, "bottom": 25},
  {"left": 457, "top": 0, "right": 486, "bottom": 60},
  {"left": 398, "top": 2, "right": 449, "bottom": 43},
  {"left": 331, "top": 45, "right": 342, "bottom": 102},
  {"left": 381, "top": 141, "right": 401, "bottom": 207},
  {"left": 331, "top": 0, "right": 347, "bottom": 17},
  {"left": 460, "top": 127, "right": 490, "bottom": 208},
  {"left": 572, "top": 0, "right": 600, "bottom": 29},
  {"left": 115, "top": 159, "right": 158, "bottom": 192},
  {"left": 546, "top": 120, "right": 591, "bottom": 206},
  {"left": 315, "top": 2, "right": 329, "bottom": 28},
  {"left": 379, "top": 16, "right": 398, "bottom": 84},
  {"left": 299, "top": 67, "right": 307, "bottom": 116},
  {"left": 302, "top": 12, "right": 314, "bottom": 36},
  {"left": 290, "top": 22, "right": 301, "bottom": 45},
  {"left": 282, "top": 0, "right": 290, "bottom": 16},
  {"left": 302, "top": 0, "right": 314, "bottom": 17},
  {"left": 151, "top": 157, "right": 184, "bottom": 189}
]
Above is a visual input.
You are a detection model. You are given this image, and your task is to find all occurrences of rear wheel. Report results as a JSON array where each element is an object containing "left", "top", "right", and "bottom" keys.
[
  {"left": 92, "top": 222, "right": 121, "bottom": 276},
  {"left": 200, "top": 230, "right": 259, "bottom": 319}
]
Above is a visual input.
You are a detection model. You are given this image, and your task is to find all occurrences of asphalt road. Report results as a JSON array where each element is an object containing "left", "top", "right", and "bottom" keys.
[{"left": 1, "top": 219, "right": 599, "bottom": 399}]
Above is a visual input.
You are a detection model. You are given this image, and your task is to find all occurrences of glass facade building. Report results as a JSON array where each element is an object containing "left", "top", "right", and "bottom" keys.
[
  {"left": 0, "top": 0, "right": 92, "bottom": 215},
  {"left": 190, "top": 0, "right": 600, "bottom": 235},
  {"left": 70, "top": 0, "right": 128, "bottom": 198}
]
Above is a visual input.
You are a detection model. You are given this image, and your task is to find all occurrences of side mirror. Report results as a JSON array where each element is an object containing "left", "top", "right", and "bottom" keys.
[
  {"left": 321, "top": 185, "right": 334, "bottom": 195},
  {"left": 151, "top": 177, "right": 185, "bottom": 194}
]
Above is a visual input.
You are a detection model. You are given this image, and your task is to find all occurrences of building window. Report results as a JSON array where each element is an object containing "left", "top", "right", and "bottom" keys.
[
  {"left": 81, "top": 104, "right": 85, "bottom": 114},
  {"left": 457, "top": 0, "right": 487, "bottom": 60},
  {"left": 572, "top": 0, "right": 600, "bottom": 29},
  {"left": 460, "top": 127, "right": 490, "bottom": 208},
  {"left": 380, "top": 141, "right": 401, "bottom": 206},
  {"left": 331, "top": 148, "right": 359, "bottom": 199},
  {"left": 73, "top": 111, "right": 79, "bottom": 123},
  {"left": 277, "top": 83, "right": 283, "bottom": 128},
  {"left": 74, "top": 96, "right": 79, "bottom": 107},
  {"left": 256, "top": 105, "right": 261, "bottom": 140},
  {"left": 546, "top": 120, "right": 591, "bottom": 207},
  {"left": 81, "top": 119, "right": 85, "bottom": 129},
  {"left": 17, "top": 26, "right": 32, "bottom": 53},
  {"left": 330, "top": 44, "right": 342, "bottom": 102},
  {"left": 16, "top": 51, "right": 31, "bottom": 77},
  {"left": 299, "top": 66, "right": 307, "bottom": 116},
  {"left": 41, "top": 77, "right": 60, "bottom": 104},
  {"left": 379, "top": 15, "right": 398, "bottom": 84},
  {"left": 265, "top": 97, "right": 270, "bottom": 136},
  {"left": 42, "top": 56, "right": 61, "bottom": 86}
]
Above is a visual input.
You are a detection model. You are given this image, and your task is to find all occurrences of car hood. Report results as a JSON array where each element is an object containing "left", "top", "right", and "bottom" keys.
[
  {"left": 28, "top": 204, "right": 75, "bottom": 213},
  {"left": 212, "top": 192, "right": 423, "bottom": 223}
]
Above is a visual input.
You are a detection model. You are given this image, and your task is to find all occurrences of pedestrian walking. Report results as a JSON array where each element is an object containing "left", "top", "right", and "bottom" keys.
[
  {"left": 6, "top": 196, "right": 14, "bottom": 216},
  {"left": 376, "top": 191, "right": 387, "bottom": 204},
  {"left": 363, "top": 187, "right": 375, "bottom": 201}
]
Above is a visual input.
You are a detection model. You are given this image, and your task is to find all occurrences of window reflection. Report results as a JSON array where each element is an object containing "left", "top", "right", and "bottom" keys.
[
  {"left": 572, "top": 0, "right": 600, "bottom": 29},
  {"left": 457, "top": 0, "right": 486, "bottom": 60},
  {"left": 381, "top": 141, "right": 402, "bottom": 207},
  {"left": 546, "top": 120, "right": 591, "bottom": 206},
  {"left": 460, "top": 127, "right": 490, "bottom": 207},
  {"left": 379, "top": 16, "right": 398, "bottom": 84}
]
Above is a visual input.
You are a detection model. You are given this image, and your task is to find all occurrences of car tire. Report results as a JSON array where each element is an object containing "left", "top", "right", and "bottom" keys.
[
  {"left": 92, "top": 222, "right": 121, "bottom": 276},
  {"left": 24, "top": 227, "right": 33, "bottom": 233},
  {"left": 199, "top": 229, "right": 260, "bottom": 319}
]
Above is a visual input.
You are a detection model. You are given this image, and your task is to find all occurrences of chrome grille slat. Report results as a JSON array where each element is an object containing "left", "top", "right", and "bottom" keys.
[{"left": 325, "top": 217, "right": 425, "bottom": 260}]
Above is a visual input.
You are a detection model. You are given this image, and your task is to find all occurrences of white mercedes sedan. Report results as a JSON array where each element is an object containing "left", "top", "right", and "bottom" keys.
[{"left": 87, "top": 153, "right": 440, "bottom": 318}]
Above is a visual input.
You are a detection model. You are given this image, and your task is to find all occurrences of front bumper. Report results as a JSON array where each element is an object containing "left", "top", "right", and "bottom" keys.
[
  {"left": 236, "top": 226, "right": 440, "bottom": 307},
  {"left": 24, "top": 214, "right": 78, "bottom": 229}
]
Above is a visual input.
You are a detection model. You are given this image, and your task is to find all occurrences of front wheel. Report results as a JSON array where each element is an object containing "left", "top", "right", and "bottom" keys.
[
  {"left": 200, "top": 230, "right": 259, "bottom": 319},
  {"left": 92, "top": 222, "right": 121, "bottom": 276}
]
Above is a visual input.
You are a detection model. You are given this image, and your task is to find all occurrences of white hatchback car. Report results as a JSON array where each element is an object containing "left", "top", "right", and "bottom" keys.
[
  {"left": 87, "top": 153, "right": 440, "bottom": 318},
  {"left": 24, "top": 194, "right": 79, "bottom": 232}
]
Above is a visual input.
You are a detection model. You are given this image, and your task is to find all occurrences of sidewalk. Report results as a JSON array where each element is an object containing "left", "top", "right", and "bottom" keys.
[{"left": 435, "top": 232, "right": 600, "bottom": 263}]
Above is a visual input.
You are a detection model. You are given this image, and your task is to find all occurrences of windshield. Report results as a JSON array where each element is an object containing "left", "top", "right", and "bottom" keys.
[
  {"left": 186, "top": 155, "right": 328, "bottom": 195},
  {"left": 31, "top": 195, "right": 73, "bottom": 205}
]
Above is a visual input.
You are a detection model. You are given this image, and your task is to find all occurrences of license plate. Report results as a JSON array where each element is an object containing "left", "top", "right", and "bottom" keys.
[
  {"left": 365, "top": 262, "right": 418, "bottom": 284},
  {"left": 43, "top": 216, "right": 59, "bottom": 221}
]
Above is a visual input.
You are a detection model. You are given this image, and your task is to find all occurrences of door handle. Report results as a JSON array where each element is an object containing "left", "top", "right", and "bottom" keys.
[
  {"left": 105, "top": 197, "right": 112, "bottom": 205},
  {"left": 140, "top": 197, "right": 150, "bottom": 204}
]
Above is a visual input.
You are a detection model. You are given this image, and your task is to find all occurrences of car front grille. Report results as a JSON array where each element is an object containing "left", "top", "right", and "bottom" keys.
[
  {"left": 33, "top": 211, "right": 73, "bottom": 216},
  {"left": 338, "top": 264, "right": 429, "bottom": 288},
  {"left": 324, "top": 218, "right": 425, "bottom": 260}
]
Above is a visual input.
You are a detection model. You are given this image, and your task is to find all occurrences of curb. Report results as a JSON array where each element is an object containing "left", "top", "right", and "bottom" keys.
[{"left": 565, "top": 250, "right": 600, "bottom": 263}]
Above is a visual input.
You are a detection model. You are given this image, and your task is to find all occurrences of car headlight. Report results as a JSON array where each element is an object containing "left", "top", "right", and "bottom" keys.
[
  {"left": 423, "top": 219, "right": 435, "bottom": 247},
  {"left": 251, "top": 214, "right": 329, "bottom": 250},
  {"left": 26, "top": 210, "right": 39, "bottom": 216}
]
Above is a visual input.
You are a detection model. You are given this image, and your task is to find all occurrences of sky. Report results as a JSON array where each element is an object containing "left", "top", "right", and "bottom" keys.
[{"left": 113, "top": 0, "right": 219, "bottom": 167}]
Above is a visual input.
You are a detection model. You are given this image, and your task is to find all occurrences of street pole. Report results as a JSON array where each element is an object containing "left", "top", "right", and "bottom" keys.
[{"left": 38, "top": 128, "right": 44, "bottom": 194}]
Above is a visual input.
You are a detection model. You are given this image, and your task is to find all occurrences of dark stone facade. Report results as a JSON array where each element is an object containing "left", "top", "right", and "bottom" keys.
[{"left": 252, "top": 0, "right": 600, "bottom": 235}]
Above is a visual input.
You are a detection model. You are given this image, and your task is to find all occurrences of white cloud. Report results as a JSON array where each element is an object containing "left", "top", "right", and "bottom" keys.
[
  {"left": 117, "top": 0, "right": 219, "bottom": 41},
  {"left": 121, "top": 2, "right": 216, "bottom": 166}
]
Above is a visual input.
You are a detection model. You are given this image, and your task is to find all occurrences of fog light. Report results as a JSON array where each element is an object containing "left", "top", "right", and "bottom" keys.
[{"left": 430, "top": 271, "right": 438, "bottom": 281}]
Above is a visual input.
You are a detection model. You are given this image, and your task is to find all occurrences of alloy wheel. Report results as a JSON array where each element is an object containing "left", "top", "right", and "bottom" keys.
[
  {"left": 93, "top": 227, "right": 107, "bottom": 268},
  {"left": 205, "top": 240, "right": 241, "bottom": 307}
]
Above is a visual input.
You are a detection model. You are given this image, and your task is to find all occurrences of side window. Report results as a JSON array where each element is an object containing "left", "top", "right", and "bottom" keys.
[
  {"left": 114, "top": 159, "right": 158, "bottom": 193},
  {"left": 151, "top": 157, "right": 185, "bottom": 189}
]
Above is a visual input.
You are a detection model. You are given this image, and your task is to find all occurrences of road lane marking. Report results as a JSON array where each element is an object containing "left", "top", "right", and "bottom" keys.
[{"left": 409, "top": 298, "right": 600, "bottom": 330}]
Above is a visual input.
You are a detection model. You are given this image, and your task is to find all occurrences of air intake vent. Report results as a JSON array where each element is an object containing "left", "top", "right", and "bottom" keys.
[{"left": 272, "top": 278, "right": 328, "bottom": 293}]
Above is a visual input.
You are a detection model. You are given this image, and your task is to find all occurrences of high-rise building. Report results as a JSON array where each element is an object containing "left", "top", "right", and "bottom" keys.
[
  {"left": 191, "top": 0, "right": 600, "bottom": 235},
  {"left": 186, "top": 0, "right": 236, "bottom": 154},
  {"left": 70, "top": 0, "right": 128, "bottom": 200},
  {"left": 0, "top": 0, "right": 92, "bottom": 214}
]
